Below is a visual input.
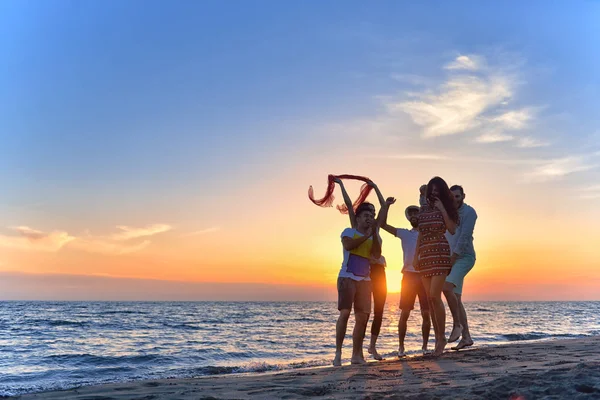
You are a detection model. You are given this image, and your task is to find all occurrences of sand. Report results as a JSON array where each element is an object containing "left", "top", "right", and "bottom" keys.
[{"left": 14, "top": 336, "right": 600, "bottom": 400}]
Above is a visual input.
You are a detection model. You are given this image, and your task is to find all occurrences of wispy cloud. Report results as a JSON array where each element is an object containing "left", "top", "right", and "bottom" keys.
[
  {"left": 398, "top": 73, "right": 513, "bottom": 138},
  {"left": 491, "top": 108, "right": 534, "bottom": 130},
  {"left": 443, "top": 54, "right": 484, "bottom": 71},
  {"left": 0, "top": 223, "right": 171, "bottom": 254},
  {"left": 336, "top": 51, "right": 592, "bottom": 184},
  {"left": 70, "top": 238, "right": 151, "bottom": 255},
  {"left": 522, "top": 156, "right": 597, "bottom": 183},
  {"left": 579, "top": 184, "right": 600, "bottom": 200},
  {"left": 182, "top": 226, "right": 221, "bottom": 237},
  {"left": 516, "top": 137, "right": 550, "bottom": 148},
  {"left": 393, "top": 54, "right": 544, "bottom": 147},
  {"left": 0, "top": 226, "right": 75, "bottom": 252},
  {"left": 475, "top": 133, "right": 514, "bottom": 143},
  {"left": 111, "top": 224, "right": 172, "bottom": 241}
]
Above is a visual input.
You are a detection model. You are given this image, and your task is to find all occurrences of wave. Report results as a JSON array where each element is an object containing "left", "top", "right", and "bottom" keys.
[
  {"left": 0, "top": 358, "right": 330, "bottom": 397},
  {"left": 44, "top": 353, "right": 171, "bottom": 366},
  {"left": 48, "top": 320, "right": 87, "bottom": 327},
  {"left": 97, "top": 310, "right": 148, "bottom": 315},
  {"left": 162, "top": 322, "right": 205, "bottom": 330},
  {"left": 501, "top": 332, "right": 587, "bottom": 342}
]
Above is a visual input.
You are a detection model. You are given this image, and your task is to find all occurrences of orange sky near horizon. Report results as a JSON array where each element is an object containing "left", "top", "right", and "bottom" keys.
[{"left": 2, "top": 152, "right": 600, "bottom": 301}]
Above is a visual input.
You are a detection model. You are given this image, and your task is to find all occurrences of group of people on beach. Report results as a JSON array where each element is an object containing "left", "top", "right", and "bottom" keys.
[{"left": 312, "top": 175, "right": 477, "bottom": 366}]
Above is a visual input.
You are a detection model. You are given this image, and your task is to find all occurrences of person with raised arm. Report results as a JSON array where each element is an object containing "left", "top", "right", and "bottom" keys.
[
  {"left": 331, "top": 177, "right": 382, "bottom": 366},
  {"left": 413, "top": 177, "right": 459, "bottom": 357},
  {"left": 380, "top": 201, "right": 432, "bottom": 356},
  {"left": 361, "top": 181, "right": 389, "bottom": 361}
]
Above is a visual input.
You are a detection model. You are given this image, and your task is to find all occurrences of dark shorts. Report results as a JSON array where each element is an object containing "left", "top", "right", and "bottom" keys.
[
  {"left": 337, "top": 277, "right": 372, "bottom": 314},
  {"left": 400, "top": 272, "right": 429, "bottom": 312}
]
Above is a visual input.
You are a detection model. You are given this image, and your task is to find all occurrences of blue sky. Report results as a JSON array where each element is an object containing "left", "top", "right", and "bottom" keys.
[{"left": 0, "top": 1, "right": 599, "bottom": 300}]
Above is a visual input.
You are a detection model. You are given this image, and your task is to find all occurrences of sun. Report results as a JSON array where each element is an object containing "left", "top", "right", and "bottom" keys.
[{"left": 386, "top": 269, "right": 402, "bottom": 293}]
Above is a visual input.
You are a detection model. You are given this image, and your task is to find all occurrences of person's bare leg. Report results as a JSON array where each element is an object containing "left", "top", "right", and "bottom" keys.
[
  {"left": 421, "top": 276, "right": 439, "bottom": 353},
  {"left": 421, "top": 310, "right": 431, "bottom": 354},
  {"left": 368, "top": 334, "right": 381, "bottom": 360},
  {"left": 443, "top": 282, "right": 462, "bottom": 343},
  {"left": 334, "top": 309, "right": 351, "bottom": 366},
  {"left": 430, "top": 275, "right": 447, "bottom": 357},
  {"left": 368, "top": 266, "right": 386, "bottom": 361},
  {"left": 398, "top": 310, "right": 411, "bottom": 357},
  {"left": 452, "top": 294, "right": 474, "bottom": 350},
  {"left": 351, "top": 311, "right": 369, "bottom": 364}
]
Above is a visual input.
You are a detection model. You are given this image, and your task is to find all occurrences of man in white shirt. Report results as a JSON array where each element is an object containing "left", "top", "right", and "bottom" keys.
[
  {"left": 381, "top": 204, "right": 431, "bottom": 356},
  {"left": 444, "top": 185, "right": 477, "bottom": 350}
]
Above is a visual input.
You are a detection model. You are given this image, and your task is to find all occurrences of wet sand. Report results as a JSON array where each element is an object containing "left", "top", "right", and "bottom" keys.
[{"left": 15, "top": 336, "right": 600, "bottom": 399}]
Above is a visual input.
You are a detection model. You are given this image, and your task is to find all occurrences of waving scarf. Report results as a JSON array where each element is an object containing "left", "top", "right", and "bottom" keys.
[{"left": 308, "top": 174, "right": 373, "bottom": 214}]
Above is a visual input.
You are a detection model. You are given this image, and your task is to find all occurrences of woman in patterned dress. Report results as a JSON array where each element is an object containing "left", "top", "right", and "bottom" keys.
[{"left": 413, "top": 177, "right": 459, "bottom": 357}]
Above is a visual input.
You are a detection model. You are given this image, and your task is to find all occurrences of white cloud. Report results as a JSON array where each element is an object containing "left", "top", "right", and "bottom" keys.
[
  {"left": 476, "top": 133, "right": 514, "bottom": 143},
  {"left": 69, "top": 238, "right": 151, "bottom": 255},
  {"left": 444, "top": 55, "right": 483, "bottom": 71},
  {"left": 0, "top": 223, "right": 171, "bottom": 255},
  {"left": 0, "top": 226, "right": 75, "bottom": 252},
  {"left": 579, "top": 184, "right": 600, "bottom": 200},
  {"left": 398, "top": 73, "right": 513, "bottom": 137},
  {"left": 393, "top": 55, "right": 543, "bottom": 145},
  {"left": 111, "top": 224, "right": 172, "bottom": 241},
  {"left": 516, "top": 137, "right": 549, "bottom": 148},
  {"left": 522, "top": 156, "right": 597, "bottom": 182},
  {"left": 491, "top": 108, "right": 535, "bottom": 130}
]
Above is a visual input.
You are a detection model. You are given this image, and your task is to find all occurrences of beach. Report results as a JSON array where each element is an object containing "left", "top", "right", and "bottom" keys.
[{"left": 14, "top": 336, "right": 600, "bottom": 400}]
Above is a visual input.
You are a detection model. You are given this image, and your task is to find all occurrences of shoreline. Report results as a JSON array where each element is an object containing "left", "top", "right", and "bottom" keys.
[{"left": 14, "top": 336, "right": 600, "bottom": 399}]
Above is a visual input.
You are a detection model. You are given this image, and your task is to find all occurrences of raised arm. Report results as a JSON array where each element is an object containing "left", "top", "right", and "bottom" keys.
[
  {"left": 380, "top": 197, "right": 398, "bottom": 236},
  {"left": 433, "top": 197, "right": 457, "bottom": 235},
  {"left": 367, "top": 181, "right": 386, "bottom": 219},
  {"left": 333, "top": 177, "right": 357, "bottom": 229}
]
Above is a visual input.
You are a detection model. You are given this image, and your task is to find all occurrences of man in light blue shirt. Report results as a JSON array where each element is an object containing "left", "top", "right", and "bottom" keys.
[{"left": 444, "top": 185, "right": 477, "bottom": 350}]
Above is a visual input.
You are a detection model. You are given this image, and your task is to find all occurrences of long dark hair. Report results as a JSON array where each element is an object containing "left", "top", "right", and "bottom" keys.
[{"left": 426, "top": 176, "right": 459, "bottom": 224}]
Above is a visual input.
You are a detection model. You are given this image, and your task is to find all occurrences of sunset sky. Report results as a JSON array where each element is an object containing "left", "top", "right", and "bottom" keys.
[{"left": 1, "top": 1, "right": 599, "bottom": 300}]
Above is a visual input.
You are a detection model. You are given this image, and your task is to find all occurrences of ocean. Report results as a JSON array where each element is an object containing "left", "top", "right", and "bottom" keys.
[{"left": 1, "top": 300, "right": 599, "bottom": 396}]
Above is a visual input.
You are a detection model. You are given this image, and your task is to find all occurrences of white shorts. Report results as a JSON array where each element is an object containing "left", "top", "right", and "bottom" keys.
[{"left": 446, "top": 254, "right": 475, "bottom": 295}]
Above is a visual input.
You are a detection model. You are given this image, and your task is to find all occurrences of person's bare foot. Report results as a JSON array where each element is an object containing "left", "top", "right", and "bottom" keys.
[
  {"left": 397, "top": 346, "right": 406, "bottom": 358},
  {"left": 448, "top": 325, "right": 463, "bottom": 343},
  {"left": 432, "top": 337, "right": 447, "bottom": 357},
  {"left": 451, "top": 338, "right": 474, "bottom": 351},
  {"left": 422, "top": 347, "right": 431, "bottom": 355},
  {"left": 368, "top": 346, "right": 383, "bottom": 360},
  {"left": 350, "top": 356, "right": 367, "bottom": 365},
  {"left": 333, "top": 352, "right": 342, "bottom": 366}
]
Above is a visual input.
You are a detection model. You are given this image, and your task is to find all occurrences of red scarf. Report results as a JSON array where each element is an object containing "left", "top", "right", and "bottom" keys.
[{"left": 308, "top": 174, "right": 373, "bottom": 214}]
